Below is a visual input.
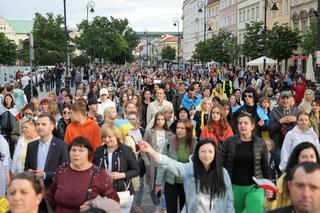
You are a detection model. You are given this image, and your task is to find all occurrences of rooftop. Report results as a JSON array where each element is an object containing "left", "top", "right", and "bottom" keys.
[{"left": 7, "top": 20, "right": 34, "bottom": 34}]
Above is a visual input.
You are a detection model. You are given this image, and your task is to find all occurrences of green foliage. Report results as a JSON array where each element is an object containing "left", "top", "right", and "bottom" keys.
[
  {"left": 301, "top": 20, "right": 316, "bottom": 56},
  {"left": 195, "top": 30, "right": 239, "bottom": 64},
  {"left": 242, "top": 21, "right": 264, "bottom": 59},
  {"left": 18, "top": 12, "right": 67, "bottom": 65},
  {"left": 0, "top": 33, "right": 17, "bottom": 65},
  {"left": 161, "top": 45, "right": 176, "bottom": 60},
  {"left": 74, "top": 16, "right": 139, "bottom": 64},
  {"left": 72, "top": 55, "right": 90, "bottom": 67},
  {"left": 267, "top": 23, "right": 301, "bottom": 62}
]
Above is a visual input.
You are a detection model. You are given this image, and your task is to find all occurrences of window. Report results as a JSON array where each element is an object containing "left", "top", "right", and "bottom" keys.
[
  {"left": 252, "top": 8, "right": 255, "bottom": 19},
  {"left": 247, "top": 9, "right": 250, "bottom": 20},
  {"left": 301, "top": 19, "right": 307, "bottom": 34},
  {"left": 293, "top": 21, "right": 299, "bottom": 30},
  {"left": 239, "top": 11, "right": 242, "bottom": 23},
  {"left": 228, "top": 16, "right": 231, "bottom": 25},
  {"left": 286, "top": 0, "right": 289, "bottom": 14},
  {"left": 256, "top": 6, "right": 259, "bottom": 18},
  {"left": 279, "top": 1, "right": 282, "bottom": 15},
  {"left": 243, "top": 10, "right": 246, "bottom": 21}
]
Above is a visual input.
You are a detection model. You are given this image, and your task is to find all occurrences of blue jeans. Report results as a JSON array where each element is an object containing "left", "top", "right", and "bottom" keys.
[
  {"left": 55, "top": 79, "right": 62, "bottom": 96},
  {"left": 134, "top": 175, "right": 145, "bottom": 206}
]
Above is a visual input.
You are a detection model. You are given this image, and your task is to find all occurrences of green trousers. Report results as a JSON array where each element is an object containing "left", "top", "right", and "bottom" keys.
[{"left": 232, "top": 184, "right": 264, "bottom": 213}]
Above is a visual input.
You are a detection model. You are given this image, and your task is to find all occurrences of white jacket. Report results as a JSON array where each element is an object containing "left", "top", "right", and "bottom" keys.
[
  {"left": 0, "top": 135, "right": 11, "bottom": 171},
  {"left": 280, "top": 125, "right": 320, "bottom": 171}
]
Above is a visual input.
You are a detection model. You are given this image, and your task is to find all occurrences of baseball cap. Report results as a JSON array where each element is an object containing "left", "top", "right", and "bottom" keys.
[
  {"left": 100, "top": 88, "right": 109, "bottom": 96},
  {"left": 280, "top": 91, "right": 291, "bottom": 98}
]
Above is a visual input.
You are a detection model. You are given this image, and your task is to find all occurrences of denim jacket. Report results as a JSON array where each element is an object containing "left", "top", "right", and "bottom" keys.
[{"left": 157, "top": 154, "right": 235, "bottom": 213}]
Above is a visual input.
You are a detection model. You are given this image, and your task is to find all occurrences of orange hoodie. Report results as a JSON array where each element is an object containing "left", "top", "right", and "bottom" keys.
[
  {"left": 200, "top": 123, "right": 233, "bottom": 145},
  {"left": 64, "top": 117, "right": 102, "bottom": 151}
]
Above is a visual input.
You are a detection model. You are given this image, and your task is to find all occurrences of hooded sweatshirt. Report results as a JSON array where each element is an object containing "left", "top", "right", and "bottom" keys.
[
  {"left": 280, "top": 125, "right": 320, "bottom": 171},
  {"left": 64, "top": 118, "right": 102, "bottom": 151}
]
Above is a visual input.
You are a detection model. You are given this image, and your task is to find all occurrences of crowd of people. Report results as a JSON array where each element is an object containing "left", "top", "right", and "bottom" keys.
[{"left": 0, "top": 64, "right": 320, "bottom": 213}]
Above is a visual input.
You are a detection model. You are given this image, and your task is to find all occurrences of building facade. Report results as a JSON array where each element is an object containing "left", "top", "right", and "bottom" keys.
[
  {"left": 0, "top": 18, "right": 33, "bottom": 47},
  {"left": 291, "top": 0, "right": 316, "bottom": 32},
  {"left": 182, "top": 0, "right": 207, "bottom": 60},
  {"left": 207, "top": 0, "right": 220, "bottom": 37},
  {"left": 266, "top": 0, "right": 291, "bottom": 29},
  {"left": 219, "top": 0, "right": 238, "bottom": 34}
]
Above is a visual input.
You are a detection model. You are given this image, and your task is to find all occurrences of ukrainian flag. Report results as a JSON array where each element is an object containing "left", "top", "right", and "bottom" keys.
[{"left": 114, "top": 119, "right": 134, "bottom": 136}]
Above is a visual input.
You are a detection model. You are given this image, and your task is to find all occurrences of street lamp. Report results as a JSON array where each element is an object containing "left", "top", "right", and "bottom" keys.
[
  {"left": 144, "top": 31, "right": 149, "bottom": 66},
  {"left": 198, "top": 0, "right": 207, "bottom": 66},
  {"left": 86, "top": 1, "right": 95, "bottom": 22},
  {"left": 63, "top": 0, "right": 68, "bottom": 74},
  {"left": 173, "top": 17, "right": 180, "bottom": 71},
  {"left": 315, "top": 1, "right": 320, "bottom": 89},
  {"left": 263, "top": 0, "right": 278, "bottom": 72},
  {"left": 207, "top": 21, "right": 213, "bottom": 38}
]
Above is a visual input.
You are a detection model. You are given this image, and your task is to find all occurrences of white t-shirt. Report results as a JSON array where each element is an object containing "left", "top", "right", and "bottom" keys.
[
  {"left": 107, "top": 152, "right": 113, "bottom": 173},
  {"left": 97, "top": 99, "right": 116, "bottom": 116},
  {"left": 156, "top": 130, "right": 166, "bottom": 153},
  {"left": 21, "top": 76, "right": 31, "bottom": 88}
]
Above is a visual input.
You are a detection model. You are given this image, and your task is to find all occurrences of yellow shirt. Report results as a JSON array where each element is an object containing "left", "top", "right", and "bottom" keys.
[{"left": 265, "top": 172, "right": 291, "bottom": 210}]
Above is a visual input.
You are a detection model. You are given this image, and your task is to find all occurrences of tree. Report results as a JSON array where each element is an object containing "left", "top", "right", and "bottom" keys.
[
  {"left": 301, "top": 19, "right": 316, "bottom": 56},
  {"left": 195, "top": 30, "right": 239, "bottom": 64},
  {"left": 0, "top": 33, "right": 17, "bottom": 65},
  {"left": 72, "top": 55, "right": 90, "bottom": 67},
  {"left": 267, "top": 23, "right": 301, "bottom": 67},
  {"left": 74, "top": 16, "right": 139, "bottom": 64},
  {"left": 242, "top": 21, "right": 264, "bottom": 59},
  {"left": 161, "top": 45, "right": 176, "bottom": 60},
  {"left": 18, "top": 12, "right": 67, "bottom": 65}
]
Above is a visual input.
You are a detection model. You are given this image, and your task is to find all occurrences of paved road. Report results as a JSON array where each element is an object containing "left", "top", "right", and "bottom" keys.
[{"left": 37, "top": 85, "right": 155, "bottom": 213}]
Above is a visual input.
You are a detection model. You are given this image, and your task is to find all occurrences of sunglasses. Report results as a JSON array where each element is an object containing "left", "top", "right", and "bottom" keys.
[
  {"left": 63, "top": 111, "right": 70, "bottom": 115},
  {"left": 244, "top": 94, "right": 253, "bottom": 98}
]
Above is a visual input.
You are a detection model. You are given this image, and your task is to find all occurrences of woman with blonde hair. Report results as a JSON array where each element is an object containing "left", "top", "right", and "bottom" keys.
[
  {"left": 103, "top": 106, "right": 119, "bottom": 124},
  {"left": 298, "top": 89, "right": 314, "bottom": 114},
  {"left": 11, "top": 118, "right": 40, "bottom": 174},
  {"left": 193, "top": 97, "right": 213, "bottom": 138},
  {"left": 48, "top": 102, "right": 62, "bottom": 122},
  {"left": 93, "top": 124, "right": 139, "bottom": 213},
  {"left": 200, "top": 103, "right": 233, "bottom": 146}
]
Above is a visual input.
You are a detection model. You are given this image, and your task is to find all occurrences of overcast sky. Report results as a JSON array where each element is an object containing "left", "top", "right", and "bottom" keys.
[{"left": 0, "top": 0, "right": 184, "bottom": 32}]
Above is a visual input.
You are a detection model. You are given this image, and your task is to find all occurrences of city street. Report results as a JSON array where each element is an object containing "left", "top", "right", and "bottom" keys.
[{"left": 37, "top": 86, "right": 154, "bottom": 213}]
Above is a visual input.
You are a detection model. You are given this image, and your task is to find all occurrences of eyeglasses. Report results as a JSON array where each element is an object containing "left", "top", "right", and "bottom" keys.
[{"left": 63, "top": 111, "right": 70, "bottom": 115}]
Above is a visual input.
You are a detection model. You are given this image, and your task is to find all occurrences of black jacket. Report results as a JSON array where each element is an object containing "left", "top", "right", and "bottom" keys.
[
  {"left": 93, "top": 143, "right": 139, "bottom": 195},
  {"left": 24, "top": 136, "right": 69, "bottom": 189},
  {"left": 267, "top": 205, "right": 294, "bottom": 213},
  {"left": 221, "top": 135, "right": 270, "bottom": 181},
  {"left": 55, "top": 118, "right": 70, "bottom": 140},
  {"left": 24, "top": 84, "right": 38, "bottom": 102},
  {"left": 268, "top": 106, "right": 299, "bottom": 149}
]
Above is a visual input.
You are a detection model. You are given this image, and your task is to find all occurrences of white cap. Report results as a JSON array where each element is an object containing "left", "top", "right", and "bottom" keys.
[{"left": 100, "top": 88, "right": 109, "bottom": 96}]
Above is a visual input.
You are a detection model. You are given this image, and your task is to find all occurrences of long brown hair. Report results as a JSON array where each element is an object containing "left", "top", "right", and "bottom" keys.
[
  {"left": 173, "top": 119, "right": 194, "bottom": 153},
  {"left": 151, "top": 111, "right": 170, "bottom": 131},
  {"left": 207, "top": 103, "right": 228, "bottom": 136}
]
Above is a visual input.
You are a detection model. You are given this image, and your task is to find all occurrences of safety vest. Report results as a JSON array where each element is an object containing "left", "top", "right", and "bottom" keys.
[{"left": 223, "top": 80, "right": 233, "bottom": 95}]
